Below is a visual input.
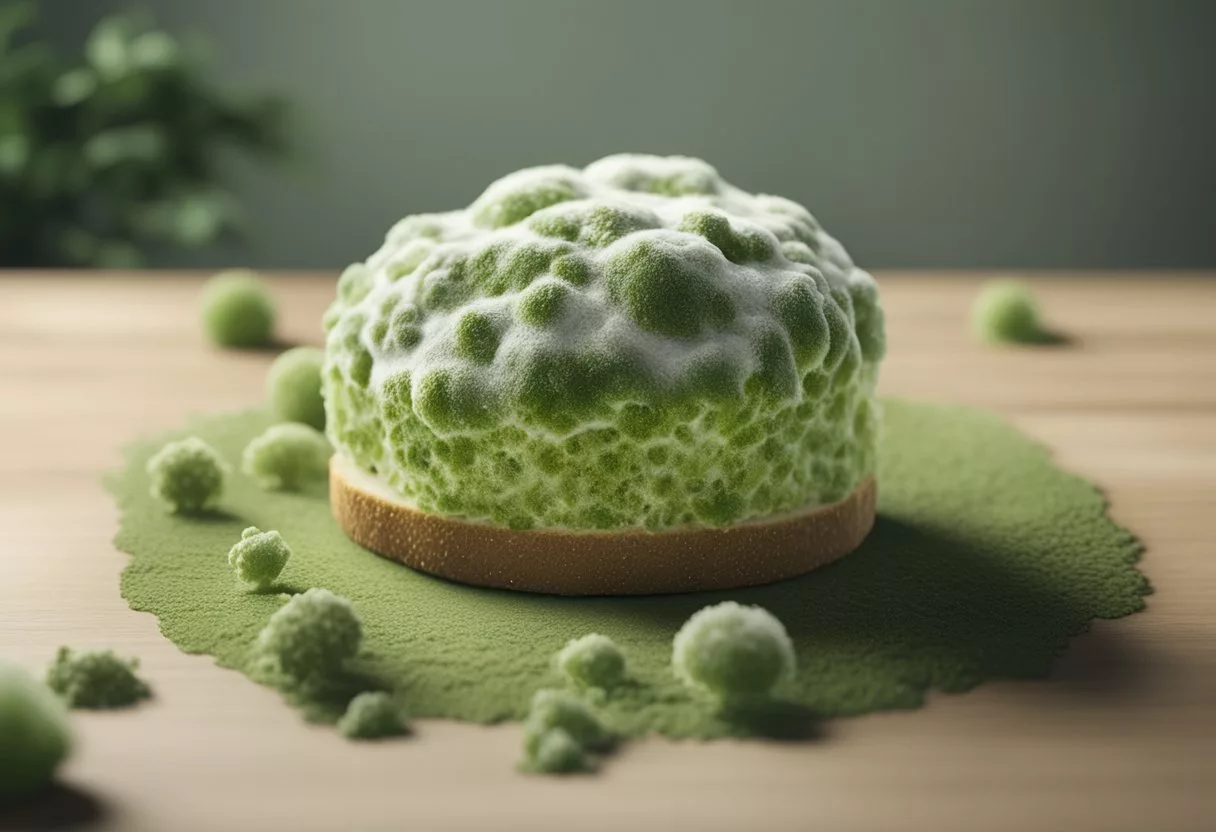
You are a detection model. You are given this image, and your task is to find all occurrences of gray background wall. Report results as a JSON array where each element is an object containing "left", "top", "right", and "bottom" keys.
[{"left": 40, "top": 0, "right": 1216, "bottom": 270}]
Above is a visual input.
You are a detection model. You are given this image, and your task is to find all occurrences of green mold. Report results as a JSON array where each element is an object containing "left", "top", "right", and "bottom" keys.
[
  {"left": 322, "top": 154, "right": 886, "bottom": 531},
  {"left": 108, "top": 399, "right": 1149, "bottom": 738}
]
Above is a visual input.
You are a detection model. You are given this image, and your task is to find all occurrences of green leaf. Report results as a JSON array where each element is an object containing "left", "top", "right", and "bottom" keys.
[
  {"left": 0, "top": 2, "right": 35, "bottom": 59},
  {"left": 129, "top": 31, "right": 179, "bottom": 70},
  {"left": 52, "top": 68, "right": 98, "bottom": 106},
  {"left": 83, "top": 125, "right": 166, "bottom": 168},
  {"left": 174, "top": 190, "right": 239, "bottom": 246},
  {"left": 27, "top": 144, "right": 72, "bottom": 199},
  {"left": 175, "top": 197, "right": 223, "bottom": 246},
  {"left": 0, "top": 42, "right": 57, "bottom": 85},
  {"left": 0, "top": 102, "right": 29, "bottom": 155},
  {"left": 92, "top": 73, "right": 153, "bottom": 109},
  {"left": 0, "top": 133, "right": 28, "bottom": 177},
  {"left": 86, "top": 16, "right": 136, "bottom": 80},
  {"left": 129, "top": 190, "right": 241, "bottom": 248},
  {"left": 0, "top": 103, "right": 21, "bottom": 135},
  {"left": 3, "top": 5, "right": 292, "bottom": 267}
]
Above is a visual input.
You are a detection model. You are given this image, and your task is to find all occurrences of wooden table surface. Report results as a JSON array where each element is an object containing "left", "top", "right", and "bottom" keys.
[{"left": 1, "top": 272, "right": 1213, "bottom": 832}]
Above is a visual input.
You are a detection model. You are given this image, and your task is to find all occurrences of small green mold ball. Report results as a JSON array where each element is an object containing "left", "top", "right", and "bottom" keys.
[
  {"left": 256, "top": 588, "right": 362, "bottom": 687},
  {"left": 337, "top": 263, "right": 373, "bottom": 305},
  {"left": 387, "top": 214, "right": 446, "bottom": 245},
  {"left": 529, "top": 201, "right": 659, "bottom": 248},
  {"left": 414, "top": 368, "right": 497, "bottom": 431},
  {"left": 551, "top": 253, "right": 592, "bottom": 286},
  {"left": 471, "top": 166, "right": 587, "bottom": 228},
  {"left": 848, "top": 271, "right": 887, "bottom": 363},
  {"left": 227, "top": 527, "right": 291, "bottom": 590},
  {"left": 387, "top": 240, "right": 438, "bottom": 281},
  {"left": 266, "top": 347, "right": 326, "bottom": 430},
  {"left": 748, "top": 328, "right": 798, "bottom": 399},
  {"left": 781, "top": 240, "right": 817, "bottom": 264},
  {"left": 388, "top": 305, "right": 424, "bottom": 352},
  {"left": 45, "top": 647, "right": 151, "bottom": 709},
  {"left": 678, "top": 210, "right": 774, "bottom": 264},
  {"left": 338, "top": 691, "right": 409, "bottom": 740},
  {"left": 242, "top": 423, "right": 332, "bottom": 491},
  {"left": 772, "top": 276, "right": 830, "bottom": 369},
  {"left": 454, "top": 310, "right": 501, "bottom": 364},
  {"left": 971, "top": 280, "right": 1047, "bottom": 344},
  {"left": 604, "top": 237, "right": 734, "bottom": 338},
  {"left": 0, "top": 660, "right": 72, "bottom": 803},
  {"left": 556, "top": 634, "right": 627, "bottom": 691},
  {"left": 522, "top": 689, "right": 611, "bottom": 758},
  {"left": 475, "top": 240, "right": 573, "bottom": 295},
  {"left": 672, "top": 602, "right": 795, "bottom": 703},
  {"left": 349, "top": 347, "right": 374, "bottom": 388},
  {"left": 200, "top": 270, "right": 275, "bottom": 348},
  {"left": 527, "top": 728, "right": 588, "bottom": 775},
  {"left": 585, "top": 153, "right": 721, "bottom": 196},
  {"left": 146, "top": 437, "right": 227, "bottom": 514},
  {"left": 516, "top": 279, "right": 570, "bottom": 328}
]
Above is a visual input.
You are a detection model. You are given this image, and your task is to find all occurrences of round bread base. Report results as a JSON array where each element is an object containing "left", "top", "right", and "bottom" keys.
[{"left": 330, "top": 454, "right": 877, "bottom": 596}]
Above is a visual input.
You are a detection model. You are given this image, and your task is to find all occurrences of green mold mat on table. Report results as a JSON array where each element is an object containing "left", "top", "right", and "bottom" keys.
[{"left": 107, "top": 399, "right": 1149, "bottom": 738}]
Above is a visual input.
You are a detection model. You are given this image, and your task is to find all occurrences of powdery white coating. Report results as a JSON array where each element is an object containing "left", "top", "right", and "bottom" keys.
[
  {"left": 521, "top": 688, "right": 612, "bottom": 760},
  {"left": 256, "top": 588, "right": 362, "bottom": 688},
  {"left": 0, "top": 660, "right": 72, "bottom": 803},
  {"left": 241, "top": 423, "right": 332, "bottom": 492},
  {"left": 45, "top": 647, "right": 151, "bottom": 709},
  {"left": 227, "top": 526, "right": 291, "bottom": 590},
  {"left": 200, "top": 270, "right": 275, "bottom": 348},
  {"left": 971, "top": 280, "right": 1047, "bottom": 344},
  {"left": 146, "top": 436, "right": 227, "bottom": 514},
  {"left": 337, "top": 691, "right": 408, "bottom": 740},
  {"left": 672, "top": 602, "right": 795, "bottom": 702},
  {"left": 324, "top": 154, "right": 886, "bottom": 531},
  {"left": 556, "top": 634, "right": 627, "bottom": 691},
  {"left": 267, "top": 347, "right": 327, "bottom": 430}
]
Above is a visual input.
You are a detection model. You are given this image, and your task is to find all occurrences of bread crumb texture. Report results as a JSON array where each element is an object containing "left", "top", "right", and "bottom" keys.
[{"left": 323, "top": 154, "right": 886, "bottom": 531}]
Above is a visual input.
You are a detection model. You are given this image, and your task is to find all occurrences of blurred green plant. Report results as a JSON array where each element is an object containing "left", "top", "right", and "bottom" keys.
[{"left": 0, "top": 3, "right": 291, "bottom": 267}]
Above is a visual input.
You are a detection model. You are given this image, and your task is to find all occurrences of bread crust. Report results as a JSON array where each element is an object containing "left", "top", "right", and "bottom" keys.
[{"left": 330, "top": 454, "right": 876, "bottom": 596}]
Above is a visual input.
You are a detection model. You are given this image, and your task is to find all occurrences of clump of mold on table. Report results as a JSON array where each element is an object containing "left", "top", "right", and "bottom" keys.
[{"left": 45, "top": 648, "right": 151, "bottom": 710}]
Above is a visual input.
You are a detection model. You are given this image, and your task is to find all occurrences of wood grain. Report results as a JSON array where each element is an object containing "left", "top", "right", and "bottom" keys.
[{"left": 1, "top": 272, "right": 1213, "bottom": 832}]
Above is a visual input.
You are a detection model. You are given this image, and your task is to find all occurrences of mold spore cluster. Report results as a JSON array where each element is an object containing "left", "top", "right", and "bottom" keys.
[
  {"left": 256, "top": 588, "right": 362, "bottom": 690},
  {"left": 337, "top": 691, "right": 408, "bottom": 740},
  {"left": 228, "top": 526, "right": 291, "bottom": 590},
  {"left": 44, "top": 647, "right": 151, "bottom": 709},
  {"left": 672, "top": 602, "right": 794, "bottom": 703},
  {"left": 556, "top": 633, "right": 627, "bottom": 691},
  {"left": 521, "top": 689, "right": 613, "bottom": 774},
  {"left": 324, "top": 154, "right": 886, "bottom": 531},
  {"left": 242, "top": 422, "right": 332, "bottom": 492}
]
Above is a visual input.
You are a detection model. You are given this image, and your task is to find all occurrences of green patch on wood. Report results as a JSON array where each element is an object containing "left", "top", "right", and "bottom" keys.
[{"left": 108, "top": 400, "right": 1149, "bottom": 738}]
